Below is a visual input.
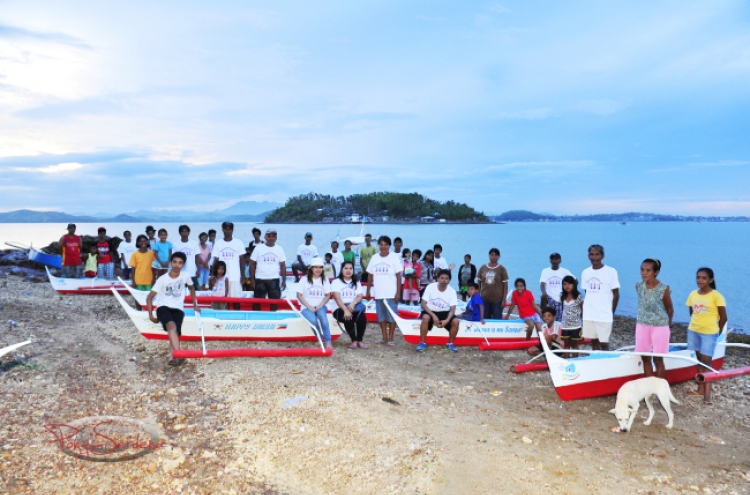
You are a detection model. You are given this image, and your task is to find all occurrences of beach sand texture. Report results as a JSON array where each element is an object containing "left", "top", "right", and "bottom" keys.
[{"left": 1, "top": 277, "right": 749, "bottom": 494}]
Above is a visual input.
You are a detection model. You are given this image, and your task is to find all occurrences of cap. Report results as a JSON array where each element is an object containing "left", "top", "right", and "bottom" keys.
[
  {"left": 305, "top": 232, "right": 313, "bottom": 237},
  {"left": 309, "top": 257, "right": 324, "bottom": 267},
  {"left": 98, "top": 226, "right": 106, "bottom": 232},
  {"left": 67, "top": 223, "right": 76, "bottom": 228},
  {"left": 265, "top": 228, "right": 277, "bottom": 235}
]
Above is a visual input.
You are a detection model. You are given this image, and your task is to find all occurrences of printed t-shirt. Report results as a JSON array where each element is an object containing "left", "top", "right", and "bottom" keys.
[
  {"left": 581, "top": 265, "right": 620, "bottom": 322},
  {"left": 173, "top": 240, "right": 199, "bottom": 275},
  {"left": 97, "top": 240, "right": 112, "bottom": 264},
  {"left": 119, "top": 241, "right": 136, "bottom": 269},
  {"left": 434, "top": 257, "right": 449, "bottom": 272},
  {"left": 542, "top": 321, "right": 562, "bottom": 337},
  {"left": 297, "top": 243, "right": 318, "bottom": 265},
  {"left": 297, "top": 277, "right": 331, "bottom": 308},
  {"left": 323, "top": 262, "right": 335, "bottom": 279},
  {"left": 212, "top": 238, "right": 245, "bottom": 282},
  {"left": 152, "top": 271, "right": 193, "bottom": 311},
  {"left": 561, "top": 295, "right": 584, "bottom": 329},
  {"left": 331, "top": 279, "right": 363, "bottom": 305},
  {"left": 250, "top": 244, "right": 286, "bottom": 280},
  {"left": 366, "top": 253, "right": 403, "bottom": 299},
  {"left": 512, "top": 290, "right": 537, "bottom": 319},
  {"left": 330, "top": 251, "right": 344, "bottom": 277},
  {"left": 359, "top": 245, "right": 377, "bottom": 269},
  {"left": 153, "top": 241, "right": 173, "bottom": 265},
  {"left": 686, "top": 290, "right": 726, "bottom": 334},
  {"left": 465, "top": 293, "right": 484, "bottom": 320},
  {"left": 422, "top": 282, "right": 458, "bottom": 312},
  {"left": 129, "top": 250, "right": 156, "bottom": 285},
  {"left": 477, "top": 264, "right": 509, "bottom": 303},
  {"left": 539, "top": 267, "right": 572, "bottom": 302},
  {"left": 62, "top": 235, "right": 82, "bottom": 266}
]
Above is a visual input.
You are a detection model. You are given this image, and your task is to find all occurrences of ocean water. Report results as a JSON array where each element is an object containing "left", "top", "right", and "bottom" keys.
[{"left": 1, "top": 221, "right": 747, "bottom": 332}]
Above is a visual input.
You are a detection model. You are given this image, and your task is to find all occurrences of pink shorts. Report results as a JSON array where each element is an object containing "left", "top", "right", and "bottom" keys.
[
  {"left": 634, "top": 323, "right": 670, "bottom": 353},
  {"left": 402, "top": 288, "right": 420, "bottom": 302}
]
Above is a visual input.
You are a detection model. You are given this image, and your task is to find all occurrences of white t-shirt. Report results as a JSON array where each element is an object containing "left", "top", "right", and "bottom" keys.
[
  {"left": 330, "top": 279, "right": 363, "bottom": 305},
  {"left": 173, "top": 239, "right": 200, "bottom": 275},
  {"left": 539, "top": 267, "right": 572, "bottom": 301},
  {"left": 211, "top": 238, "right": 245, "bottom": 282},
  {"left": 152, "top": 272, "right": 193, "bottom": 311},
  {"left": 434, "top": 256, "right": 449, "bottom": 271},
  {"left": 297, "top": 277, "right": 331, "bottom": 308},
  {"left": 119, "top": 240, "right": 136, "bottom": 269},
  {"left": 330, "top": 251, "right": 344, "bottom": 278},
  {"left": 581, "top": 265, "right": 620, "bottom": 322},
  {"left": 542, "top": 321, "right": 562, "bottom": 337},
  {"left": 297, "top": 243, "right": 319, "bottom": 265},
  {"left": 250, "top": 244, "right": 287, "bottom": 280},
  {"left": 366, "top": 252, "right": 403, "bottom": 299},
  {"left": 422, "top": 282, "right": 458, "bottom": 312}
]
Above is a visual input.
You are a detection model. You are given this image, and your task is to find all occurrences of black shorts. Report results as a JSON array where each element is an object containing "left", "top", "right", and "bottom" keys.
[
  {"left": 156, "top": 306, "right": 184, "bottom": 337},
  {"left": 254, "top": 278, "right": 281, "bottom": 299},
  {"left": 360, "top": 272, "right": 369, "bottom": 283},
  {"left": 561, "top": 328, "right": 583, "bottom": 341},
  {"left": 421, "top": 310, "right": 456, "bottom": 331}
]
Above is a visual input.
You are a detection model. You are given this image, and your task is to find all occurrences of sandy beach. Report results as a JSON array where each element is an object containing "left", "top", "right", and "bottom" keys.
[{"left": 1, "top": 276, "right": 749, "bottom": 495}]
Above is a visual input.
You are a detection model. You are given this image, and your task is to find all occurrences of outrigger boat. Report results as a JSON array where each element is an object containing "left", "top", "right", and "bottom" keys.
[
  {"left": 514, "top": 327, "right": 738, "bottom": 401},
  {"left": 46, "top": 267, "right": 132, "bottom": 294},
  {"left": 5, "top": 242, "right": 62, "bottom": 269}
]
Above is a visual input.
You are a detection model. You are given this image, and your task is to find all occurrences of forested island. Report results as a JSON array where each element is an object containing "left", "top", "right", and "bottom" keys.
[
  {"left": 493, "top": 210, "right": 750, "bottom": 222},
  {"left": 265, "top": 192, "right": 489, "bottom": 223}
]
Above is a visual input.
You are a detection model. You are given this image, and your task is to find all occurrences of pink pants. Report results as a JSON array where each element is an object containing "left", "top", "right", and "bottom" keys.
[
  {"left": 635, "top": 323, "right": 670, "bottom": 353},
  {"left": 402, "top": 288, "right": 420, "bottom": 302}
]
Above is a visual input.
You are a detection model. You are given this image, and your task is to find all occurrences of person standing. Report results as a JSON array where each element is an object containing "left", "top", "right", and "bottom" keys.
[
  {"left": 393, "top": 237, "right": 404, "bottom": 259},
  {"left": 580, "top": 244, "right": 620, "bottom": 351},
  {"left": 119, "top": 230, "right": 136, "bottom": 280},
  {"left": 249, "top": 229, "right": 287, "bottom": 305},
  {"left": 248, "top": 227, "right": 264, "bottom": 250},
  {"left": 95, "top": 227, "right": 115, "bottom": 280},
  {"left": 539, "top": 252, "right": 572, "bottom": 321},
  {"left": 635, "top": 259, "right": 673, "bottom": 379},
  {"left": 341, "top": 239, "right": 356, "bottom": 264},
  {"left": 359, "top": 234, "right": 377, "bottom": 283},
  {"left": 196, "top": 232, "right": 212, "bottom": 290},
  {"left": 129, "top": 235, "right": 156, "bottom": 290},
  {"left": 211, "top": 221, "right": 246, "bottom": 298},
  {"left": 364, "top": 236, "right": 403, "bottom": 346},
  {"left": 330, "top": 241, "right": 344, "bottom": 278},
  {"left": 145, "top": 226, "right": 157, "bottom": 250},
  {"left": 58, "top": 223, "right": 83, "bottom": 279},
  {"left": 457, "top": 254, "right": 477, "bottom": 302},
  {"left": 293, "top": 232, "right": 318, "bottom": 282},
  {"left": 433, "top": 244, "right": 456, "bottom": 273},
  {"left": 173, "top": 225, "right": 200, "bottom": 288},
  {"left": 476, "top": 248, "right": 509, "bottom": 320}
]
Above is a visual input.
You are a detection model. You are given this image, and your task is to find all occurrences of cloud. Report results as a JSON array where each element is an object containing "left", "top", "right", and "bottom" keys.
[
  {"left": 497, "top": 108, "right": 554, "bottom": 120},
  {"left": 12, "top": 162, "right": 85, "bottom": 174},
  {"left": 0, "top": 24, "right": 90, "bottom": 48},
  {"left": 487, "top": 160, "right": 595, "bottom": 173}
]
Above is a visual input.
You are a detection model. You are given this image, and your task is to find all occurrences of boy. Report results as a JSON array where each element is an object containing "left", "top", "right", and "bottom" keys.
[
  {"left": 96, "top": 227, "right": 115, "bottom": 279},
  {"left": 58, "top": 223, "right": 83, "bottom": 278},
  {"left": 330, "top": 241, "right": 344, "bottom": 278},
  {"left": 172, "top": 225, "right": 200, "bottom": 288},
  {"left": 323, "top": 253, "right": 336, "bottom": 280},
  {"left": 196, "top": 232, "right": 212, "bottom": 290},
  {"left": 152, "top": 228, "right": 173, "bottom": 279},
  {"left": 145, "top": 226, "right": 157, "bottom": 250},
  {"left": 416, "top": 270, "right": 460, "bottom": 353},
  {"left": 433, "top": 244, "right": 456, "bottom": 273},
  {"left": 364, "top": 236, "right": 403, "bottom": 346},
  {"left": 207, "top": 229, "right": 217, "bottom": 250},
  {"left": 243, "top": 246, "right": 253, "bottom": 291},
  {"left": 539, "top": 252, "right": 572, "bottom": 322},
  {"left": 146, "top": 252, "right": 200, "bottom": 367},
  {"left": 393, "top": 237, "right": 404, "bottom": 258},
  {"left": 462, "top": 282, "right": 485, "bottom": 324},
  {"left": 581, "top": 244, "right": 620, "bottom": 351},
  {"left": 119, "top": 230, "right": 136, "bottom": 280},
  {"left": 248, "top": 227, "right": 264, "bottom": 250},
  {"left": 129, "top": 235, "right": 156, "bottom": 290},
  {"left": 458, "top": 254, "right": 476, "bottom": 301},
  {"left": 84, "top": 244, "right": 98, "bottom": 278},
  {"left": 477, "top": 248, "right": 509, "bottom": 319},
  {"left": 294, "top": 232, "right": 318, "bottom": 282},
  {"left": 359, "top": 234, "right": 377, "bottom": 283},
  {"left": 528, "top": 307, "right": 562, "bottom": 357}
]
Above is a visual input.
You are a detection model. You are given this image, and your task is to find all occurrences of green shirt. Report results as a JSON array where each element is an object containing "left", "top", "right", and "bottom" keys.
[
  {"left": 359, "top": 245, "right": 377, "bottom": 269},
  {"left": 342, "top": 251, "right": 355, "bottom": 263}
]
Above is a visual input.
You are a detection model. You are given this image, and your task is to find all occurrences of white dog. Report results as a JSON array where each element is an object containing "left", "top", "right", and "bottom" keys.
[{"left": 609, "top": 377, "right": 680, "bottom": 432}]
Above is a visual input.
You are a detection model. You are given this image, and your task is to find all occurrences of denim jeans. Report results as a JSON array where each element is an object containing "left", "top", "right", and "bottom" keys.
[
  {"left": 484, "top": 301, "right": 504, "bottom": 319},
  {"left": 301, "top": 306, "right": 331, "bottom": 343}
]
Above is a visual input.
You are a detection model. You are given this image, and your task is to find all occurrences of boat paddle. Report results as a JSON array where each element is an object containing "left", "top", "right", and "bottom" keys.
[
  {"left": 195, "top": 310, "right": 207, "bottom": 356},
  {"left": 285, "top": 297, "right": 325, "bottom": 352}
]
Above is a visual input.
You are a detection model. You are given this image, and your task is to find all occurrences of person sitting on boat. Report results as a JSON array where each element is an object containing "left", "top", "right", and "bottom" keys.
[
  {"left": 528, "top": 307, "right": 562, "bottom": 357},
  {"left": 129, "top": 235, "right": 156, "bottom": 291},
  {"left": 331, "top": 261, "right": 367, "bottom": 348},
  {"left": 297, "top": 258, "right": 333, "bottom": 349},
  {"left": 58, "top": 223, "right": 83, "bottom": 279},
  {"left": 461, "top": 282, "right": 484, "bottom": 325},
  {"left": 292, "top": 232, "right": 318, "bottom": 283},
  {"left": 84, "top": 244, "right": 98, "bottom": 278},
  {"left": 635, "top": 258, "right": 674, "bottom": 379},
  {"left": 209, "top": 261, "right": 229, "bottom": 310},
  {"left": 505, "top": 278, "right": 544, "bottom": 339},
  {"left": 146, "top": 252, "right": 200, "bottom": 367},
  {"left": 415, "top": 269, "right": 460, "bottom": 353}
]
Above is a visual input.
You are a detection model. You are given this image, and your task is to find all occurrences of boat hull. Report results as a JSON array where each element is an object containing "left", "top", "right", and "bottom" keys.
[
  {"left": 47, "top": 267, "right": 132, "bottom": 294},
  {"left": 30, "top": 245, "right": 62, "bottom": 269}
]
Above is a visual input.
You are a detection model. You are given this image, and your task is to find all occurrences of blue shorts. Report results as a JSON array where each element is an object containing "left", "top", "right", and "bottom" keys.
[
  {"left": 523, "top": 313, "right": 542, "bottom": 324},
  {"left": 687, "top": 330, "right": 719, "bottom": 357},
  {"left": 375, "top": 298, "right": 398, "bottom": 323}
]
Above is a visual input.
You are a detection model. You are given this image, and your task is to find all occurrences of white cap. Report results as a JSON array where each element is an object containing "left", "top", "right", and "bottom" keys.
[{"left": 309, "top": 257, "right": 324, "bottom": 267}]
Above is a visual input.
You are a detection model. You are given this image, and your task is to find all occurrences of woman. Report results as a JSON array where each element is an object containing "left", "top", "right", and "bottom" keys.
[
  {"left": 296, "top": 258, "right": 333, "bottom": 349},
  {"left": 419, "top": 249, "right": 435, "bottom": 297},
  {"left": 331, "top": 261, "right": 368, "bottom": 348},
  {"left": 634, "top": 259, "right": 673, "bottom": 379}
]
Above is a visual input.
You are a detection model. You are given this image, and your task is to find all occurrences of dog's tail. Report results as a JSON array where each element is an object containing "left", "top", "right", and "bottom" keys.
[{"left": 668, "top": 387, "right": 680, "bottom": 405}]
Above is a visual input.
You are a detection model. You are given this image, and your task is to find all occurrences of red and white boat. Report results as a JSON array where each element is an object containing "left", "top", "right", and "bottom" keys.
[{"left": 46, "top": 267, "right": 132, "bottom": 294}]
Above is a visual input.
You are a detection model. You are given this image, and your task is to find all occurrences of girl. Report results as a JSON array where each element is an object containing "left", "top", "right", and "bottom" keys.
[
  {"left": 635, "top": 259, "right": 674, "bottom": 379},
  {"left": 209, "top": 261, "right": 228, "bottom": 310},
  {"left": 419, "top": 249, "right": 435, "bottom": 297},
  {"left": 559, "top": 275, "right": 584, "bottom": 358},
  {"left": 505, "top": 278, "right": 543, "bottom": 340},
  {"left": 400, "top": 248, "right": 411, "bottom": 303},
  {"left": 686, "top": 267, "right": 727, "bottom": 407},
  {"left": 297, "top": 258, "right": 333, "bottom": 349},
  {"left": 341, "top": 240, "right": 356, "bottom": 264},
  {"left": 331, "top": 261, "right": 367, "bottom": 348},
  {"left": 196, "top": 232, "right": 212, "bottom": 290}
]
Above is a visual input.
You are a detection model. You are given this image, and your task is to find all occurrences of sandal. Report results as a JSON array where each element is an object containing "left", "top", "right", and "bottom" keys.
[
  {"left": 703, "top": 401, "right": 714, "bottom": 408},
  {"left": 350, "top": 342, "right": 358, "bottom": 349},
  {"left": 375, "top": 339, "right": 385, "bottom": 344},
  {"left": 387, "top": 340, "right": 396, "bottom": 346},
  {"left": 358, "top": 342, "right": 368, "bottom": 349}
]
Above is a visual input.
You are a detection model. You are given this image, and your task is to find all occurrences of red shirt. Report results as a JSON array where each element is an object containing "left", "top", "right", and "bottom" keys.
[
  {"left": 62, "top": 235, "right": 82, "bottom": 266},
  {"left": 97, "top": 240, "right": 112, "bottom": 264},
  {"left": 512, "top": 289, "right": 536, "bottom": 319}
]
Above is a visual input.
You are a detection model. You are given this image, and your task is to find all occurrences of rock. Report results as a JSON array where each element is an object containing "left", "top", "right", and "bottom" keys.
[{"left": 522, "top": 436, "right": 533, "bottom": 444}]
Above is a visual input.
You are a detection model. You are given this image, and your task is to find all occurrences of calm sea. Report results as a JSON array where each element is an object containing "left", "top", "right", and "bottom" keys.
[{"left": 1, "top": 221, "right": 747, "bottom": 332}]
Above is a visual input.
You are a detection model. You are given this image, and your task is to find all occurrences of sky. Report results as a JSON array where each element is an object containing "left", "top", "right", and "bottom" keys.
[{"left": 0, "top": 1, "right": 749, "bottom": 216}]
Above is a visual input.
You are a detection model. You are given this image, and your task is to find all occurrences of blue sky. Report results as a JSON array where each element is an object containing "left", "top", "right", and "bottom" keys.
[{"left": 0, "top": 1, "right": 749, "bottom": 215}]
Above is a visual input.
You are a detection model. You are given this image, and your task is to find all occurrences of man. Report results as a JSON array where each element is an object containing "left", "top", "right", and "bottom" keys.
[
  {"left": 476, "top": 248, "right": 509, "bottom": 320},
  {"left": 415, "top": 270, "right": 460, "bottom": 353},
  {"left": 433, "top": 244, "right": 456, "bottom": 273},
  {"left": 249, "top": 229, "right": 287, "bottom": 310},
  {"left": 293, "top": 232, "right": 318, "bottom": 282},
  {"left": 96, "top": 227, "right": 115, "bottom": 280},
  {"left": 119, "top": 230, "right": 136, "bottom": 280},
  {"left": 58, "top": 223, "right": 82, "bottom": 279},
  {"left": 358, "top": 234, "right": 377, "bottom": 283},
  {"left": 539, "top": 252, "right": 572, "bottom": 322},
  {"left": 393, "top": 237, "right": 404, "bottom": 258},
  {"left": 248, "top": 227, "right": 264, "bottom": 250},
  {"left": 173, "top": 225, "right": 201, "bottom": 288},
  {"left": 581, "top": 244, "right": 620, "bottom": 351},
  {"left": 364, "top": 236, "right": 402, "bottom": 346},
  {"left": 211, "top": 221, "right": 246, "bottom": 298}
]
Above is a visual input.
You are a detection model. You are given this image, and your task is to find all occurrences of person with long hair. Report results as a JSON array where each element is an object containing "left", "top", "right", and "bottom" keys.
[
  {"left": 559, "top": 275, "right": 584, "bottom": 358},
  {"left": 331, "top": 261, "right": 367, "bottom": 348},
  {"left": 297, "top": 258, "right": 333, "bottom": 349},
  {"left": 635, "top": 259, "right": 674, "bottom": 378}
]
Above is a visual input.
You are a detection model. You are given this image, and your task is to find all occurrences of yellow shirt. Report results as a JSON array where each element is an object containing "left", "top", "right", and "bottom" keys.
[
  {"left": 685, "top": 289, "right": 726, "bottom": 334},
  {"left": 129, "top": 250, "right": 156, "bottom": 285}
]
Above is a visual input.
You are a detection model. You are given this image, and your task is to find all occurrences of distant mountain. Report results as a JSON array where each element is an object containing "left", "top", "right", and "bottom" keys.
[
  {"left": 217, "top": 201, "right": 282, "bottom": 216},
  {"left": 492, "top": 210, "right": 750, "bottom": 222}
]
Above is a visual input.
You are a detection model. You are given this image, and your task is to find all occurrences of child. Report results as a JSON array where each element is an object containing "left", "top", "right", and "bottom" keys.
[
  {"left": 458, "top": 254, "right": 477, "bottom": 301},
  {"left": 145, "top": 226, "right": 157, "bottom": 250},
  {"left": 129, "top": 235, "right": 156, "bottom": 290},
  {"left": 330, "top": 241, "right": 344, "bottom": 277},
  {"left": 342, "top": 240, "right": 355, "bottom": 264},
  {"left": 528, "top": 307, "right": 562, "bottom": 356},
  {"left": 323, "top": 253, "right": 336, "bottom": 280},
  {"left": 96, "top": 227, "right": 114, "bottom": 279},
  {"left": 152, "top": 228, "right": 173, "bottom": 278},
  {"left": 418, "top": 250, "right": 435, "bottom": 297},
  {"left": 196, "top": 232, "right": 212, "bottom": 290},
  {"left": 243, "top": 246, "right": 253, "bottom": 291},
  {"left": 146, "top": 252, "right": 200, "bottom": 366},
  {"left": 462, "top": 282, "right": 485, "bottom": 324},
  {"left": 119, "top": 230, "right": 136, "bottom": 280},
  {"left": 297, "top": 258, "right": 333, "bottom": 349},
  {"left": 505, "top": 278, "right": 543, "bottom": 340},
  {"left": 559, "top": 275, "right": 584, "bottom": 358},
  {"left": 207, "top": 229, "right": 217, "bottom": 250},
  {"left": 84, "top": 244, "right": 98, "bottom": 278},
  {"left": 209, "top": 261, "right": 229, "bottom": 310},
  {"left": 402, "top": 249, "right": 422, "bottom": 306},
  {"left": 686, "top": 267, "right": 727, "bottom": 407}
]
